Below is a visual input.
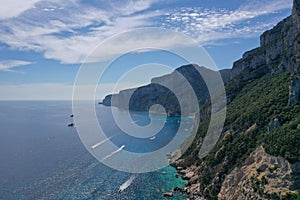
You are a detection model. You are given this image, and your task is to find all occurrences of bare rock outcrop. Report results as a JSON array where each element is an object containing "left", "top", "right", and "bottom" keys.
[
  {"left": 231, "top": 0, "right": 300, "bottom": 81},
  {"left": 218, "top": 145, "right": 297, "bottom": 200},
  {"left": 289, "top": 76, "right": 300, "bottom": 105}
]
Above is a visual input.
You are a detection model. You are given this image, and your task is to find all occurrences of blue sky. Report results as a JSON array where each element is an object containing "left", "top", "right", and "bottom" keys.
[{"left": 0, "top": 0, "right": 293, "bottom": 100}]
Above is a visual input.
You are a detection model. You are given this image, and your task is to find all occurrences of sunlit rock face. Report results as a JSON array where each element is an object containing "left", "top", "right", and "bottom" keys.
[
  {"left": 231, "top": 0, "right": 300, "bottom": 80},
  {"left": 218, "top": 146, "right": 297, "bottom": 200}
]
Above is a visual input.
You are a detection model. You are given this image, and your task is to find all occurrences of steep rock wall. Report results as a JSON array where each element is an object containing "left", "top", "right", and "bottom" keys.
[{"left": 231, "top": 0, "right": 299, "bottom": 80}]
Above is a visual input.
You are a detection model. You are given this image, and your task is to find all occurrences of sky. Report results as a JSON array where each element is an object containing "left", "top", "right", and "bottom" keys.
[{"left": 0, "top": 0, "right": 293, "bottom": 100}]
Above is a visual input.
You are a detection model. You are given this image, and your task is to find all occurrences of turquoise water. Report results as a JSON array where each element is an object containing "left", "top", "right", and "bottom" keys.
[{"left": 0, "top": 101, "right": 188, "bottom": 199}]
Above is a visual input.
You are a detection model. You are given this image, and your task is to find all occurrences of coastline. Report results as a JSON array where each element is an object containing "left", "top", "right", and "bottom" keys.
[
  {"left": 170, "top": 160, "right": 202, "bottom": 199},
  {"left": 163, "top": 153, "right": 202, "bottom": 199},
  {"left": 166, "top": 113, "right": 202, "bottom": 199},
  {"left": 158, "top": 166, "right": 188, "bottom": 199}
]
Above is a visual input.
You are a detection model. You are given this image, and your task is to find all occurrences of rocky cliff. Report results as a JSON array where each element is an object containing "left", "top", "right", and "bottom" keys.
[
  {"left": 231, "top": 0, "right": 299, "bottom": 79},
  {"left": 174, "top": 1, "right": 300, "bottom": 199},
  {"left": 102, "top": 64, "right": 230, "bottom": 116},
  {"left": 229, "top": 0, "right": 300, "bottom": 104}
]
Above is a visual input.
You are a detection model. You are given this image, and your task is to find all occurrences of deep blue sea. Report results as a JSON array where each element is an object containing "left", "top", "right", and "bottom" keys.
[{"left": 0, "top": 101, "right": 190, "bottom": 200}]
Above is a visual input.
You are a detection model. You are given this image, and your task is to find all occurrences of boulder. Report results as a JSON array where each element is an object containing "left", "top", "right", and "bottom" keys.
[
  {"left": 163, "top": 192, "right": 173, "bottom": 198},
  {"left": 183, "top": 172, "right": 195, "bottom": 180}
]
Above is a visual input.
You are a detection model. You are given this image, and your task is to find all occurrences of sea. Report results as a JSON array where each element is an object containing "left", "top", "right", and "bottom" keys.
[{"left": 0, "top": 101, "right": 191, "bottom": 200}]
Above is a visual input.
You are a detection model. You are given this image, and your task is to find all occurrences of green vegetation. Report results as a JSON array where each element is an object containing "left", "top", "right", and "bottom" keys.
[
  {"left": 183, "top": 72, "right": 300, "bottom": 199},
  {"left": 263, "top": 114, "right": 300, "bottom": 162},
  {"left": 204, "top": 72, "right": 299, "bottom": 168},
  {"left": 223, "top": 72, "right": 300, "bottom": 164}
]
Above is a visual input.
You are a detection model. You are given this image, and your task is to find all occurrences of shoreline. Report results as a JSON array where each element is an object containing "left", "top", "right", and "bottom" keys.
[
  {"left": 161, "top": 159, "right": 201, "bottom": 199},
  {"left": 169, "top": 159, "right": 203, "bottom": 200},
  {"left": 164, "top": 111, "right": 201, "bottom": 199},
  {"left": 166, "top": 114, "right": 201, "bottom": 199},
  {"left": 158, "top": 165, "right": 188, "bottom": 199},
  {"left": 166, "top": 149, "right": 199, "bottom": 199}
]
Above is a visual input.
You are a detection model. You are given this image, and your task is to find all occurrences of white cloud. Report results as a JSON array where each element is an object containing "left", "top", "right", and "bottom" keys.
[
  {"left": 163, "top": 0, "right": 293, "bottom": 45},
  {"left": 0, "top": 0, "right": 293, "bottom": 64},
  {"left": 240, "top": 0, "right": 292, "bottom": 14},
  {"left": 39, "top": 12, "right": 164, "bottom": 63},
  {"left": 0, "top": 0, "right": 163, "bottom": 64},
  {"left": 109, "top": 0, "right": 159, "bottom": 15},
  {"left": 0, "top": 60, "right": 33, "bottom": 72},
  {"left": 0, "top": 0, "right": 41, "bottom": 19}
]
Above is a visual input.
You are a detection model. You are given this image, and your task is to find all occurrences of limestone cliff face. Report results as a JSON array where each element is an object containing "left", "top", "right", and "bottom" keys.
[
  {"left": 289, "top": 0, "right": 300, "bottom": 105},
  {"left": 229, "top": 0, "right": 300, "bottom": 104},
  {"left": 102, "top": 64, "right": 230, "bottom": 116},
  {"left": 218, "top": 145, "right": 297, "bottom": 200},
  {"left": 231, "top": 0, "right": 300, "bottom": 80}
]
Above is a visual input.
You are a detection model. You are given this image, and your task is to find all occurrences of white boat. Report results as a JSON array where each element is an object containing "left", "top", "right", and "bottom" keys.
[{"left": 150, "top": 136, "right": 156, "bottom": 140}]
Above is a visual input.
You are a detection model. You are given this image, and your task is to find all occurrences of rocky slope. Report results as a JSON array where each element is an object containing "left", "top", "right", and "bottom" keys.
[
  {"left": 218, "top": 145, "right": 296, "bottom": 200},
  {"left": 174, "top": 72, "right": 300, "bottom": 199},
  {"left": 175, "top": 1, "right": 300, "bottom": 199}
]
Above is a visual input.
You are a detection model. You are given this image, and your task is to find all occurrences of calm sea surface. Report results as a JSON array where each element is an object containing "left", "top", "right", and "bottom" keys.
[{"left": 0, "top": 101, "right": 190, "bottom": 200}]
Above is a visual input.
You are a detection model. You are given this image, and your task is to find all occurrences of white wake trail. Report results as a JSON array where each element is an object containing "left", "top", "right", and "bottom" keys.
[
  {"left": 101, "top": 145, "right": 125, "bottom": 161},
  {"left": 91, "top": 136, "right": 114, "bottom": 149},
  {"left": 118, "top": 175, "right": 137, "bottom": 193}
]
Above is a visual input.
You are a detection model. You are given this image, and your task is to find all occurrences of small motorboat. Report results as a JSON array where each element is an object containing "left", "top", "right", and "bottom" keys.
[
  {"left": 150, "top": 136, "right": 156, "bottom": 140},
  {"left": 68, "top": 123, "right": 74, "bottom": 127}
]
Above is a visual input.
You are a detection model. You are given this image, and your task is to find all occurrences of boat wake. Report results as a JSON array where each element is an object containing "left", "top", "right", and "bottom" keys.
[
  {"left": 91, "top": 136, "right": 114, "bottom": 149},
  {"left": 118, "top": 174, "right": 137, "bottom": 193},
  {"left": 101, "top": 145, "right": 125, "bottom": 161}
]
